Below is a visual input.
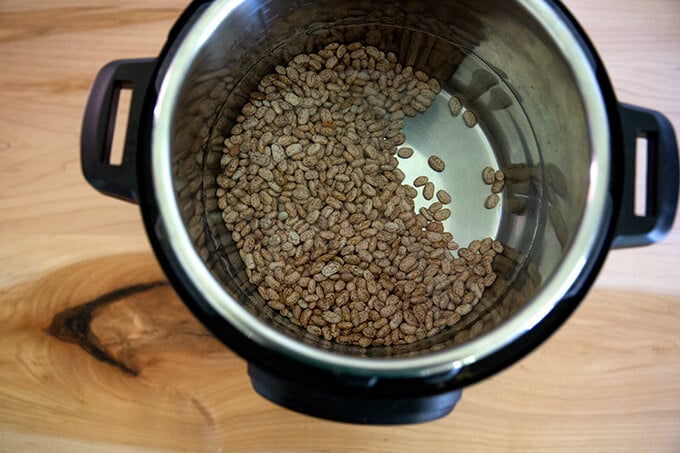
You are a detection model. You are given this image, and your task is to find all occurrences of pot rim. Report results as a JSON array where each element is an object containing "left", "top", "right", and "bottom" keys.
[{"left": 149, "top": 0, "right": 611, "bottom": 378}]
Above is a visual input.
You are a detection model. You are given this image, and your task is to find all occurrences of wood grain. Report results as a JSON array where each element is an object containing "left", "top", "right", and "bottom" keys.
[
  {"left": 1, "top": 254, "right": 678, "bottom": 452},
  {"left": 0, "top": 0, "right": 679, "bottom": 451}
]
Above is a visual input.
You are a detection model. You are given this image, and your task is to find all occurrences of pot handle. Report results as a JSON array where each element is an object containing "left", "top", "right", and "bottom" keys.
[
  {"left": 81, "top": 58, "right": 156, "bottom": 204},
  {"left": 612, "top": 103, "right": 679, "bottom": 248}
]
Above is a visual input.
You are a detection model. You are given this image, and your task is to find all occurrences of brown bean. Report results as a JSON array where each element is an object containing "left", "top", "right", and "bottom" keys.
[
  {"left": 414, "top": 176, "right": 428, "bottom": 187},
  {"left": 397, "top": 147, "right": 414, "bottom": 158},
  {"left": 428, "top": 155, "right": 445, "bottom": 172},
  {"left": 436, "top": 189, "right": 452, "bottom": 204},
  {"left": 423, "top": 182, "right": 435, "bottom": 200},
  {"left": 448, "top": 96, "right": 462, "bottom": 116},
  {"left": 482, "top": 167, "right": 496, "bottom": 184},
  {"left": 485, "top": 194, "right": 500, "bottom": 209},
  {"left": 433, "top": 208, "right": 451, "bottom": 221},
  {"left": 463, "top": 110, "right": 477, "bottom": 127}
]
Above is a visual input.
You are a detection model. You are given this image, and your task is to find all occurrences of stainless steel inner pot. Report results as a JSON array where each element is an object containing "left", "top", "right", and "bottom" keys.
[{"left": 151, "top": 0, "right": 610, "bottom": 377}]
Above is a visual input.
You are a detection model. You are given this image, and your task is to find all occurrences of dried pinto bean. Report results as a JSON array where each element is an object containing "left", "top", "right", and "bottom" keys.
[{"left": 428, "top": 155, "right": 445, "bottom": 172}]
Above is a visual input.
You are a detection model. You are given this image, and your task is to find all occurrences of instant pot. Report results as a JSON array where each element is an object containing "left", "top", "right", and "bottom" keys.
[{"left": 81, "top": 0, "right": 679, "bottom": 424}]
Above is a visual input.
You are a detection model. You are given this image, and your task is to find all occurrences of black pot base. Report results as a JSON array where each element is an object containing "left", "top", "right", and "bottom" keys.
[{"left": 248, "top": 363, "right": 462, "bottom": 425}]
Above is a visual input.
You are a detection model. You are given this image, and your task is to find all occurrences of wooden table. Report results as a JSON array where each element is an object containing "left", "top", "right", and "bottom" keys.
[{"left": 1, "top": 1, "right": 679, "bottom": 451}]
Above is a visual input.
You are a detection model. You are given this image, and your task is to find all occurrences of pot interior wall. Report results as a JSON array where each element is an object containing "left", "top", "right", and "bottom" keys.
[{"left": 167, "top": 0, "right": 592, "bottom": 357}]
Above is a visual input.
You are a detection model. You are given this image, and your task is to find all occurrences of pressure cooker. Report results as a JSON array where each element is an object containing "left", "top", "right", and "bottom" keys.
[{"left": 81, "top": 0, "right": 679, "bottom": 424}]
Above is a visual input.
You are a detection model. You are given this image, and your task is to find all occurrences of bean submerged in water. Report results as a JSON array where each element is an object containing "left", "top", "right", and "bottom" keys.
[
  {"left": 434, "top": 208, "right": 451, "bottom": 221},
  {"left": 463, "top": 110, "right": 478, "bottom": 128},
  {"left": 413, "top": 176, "right": 428, "bottom": 187},
  {"left": 423, "top": 182, "right": 435, "bottom": 200},
  {"left": 397, "top": 147, "right": 414, "bottom": 158},
  {"left": 485, "top": 193, "right": 500, "bottom": 209},
  {"left": 437, "top": 189, "right": 452, "bottom": 204},
  {"left": 428, "top": 155, "right": 446, "bottom": 172},
  {"left": 483, "top": 167, "right": 496, "bottom": 184},
  {"left": 448, "top": 96, "right": 462, "bottom": 116}
]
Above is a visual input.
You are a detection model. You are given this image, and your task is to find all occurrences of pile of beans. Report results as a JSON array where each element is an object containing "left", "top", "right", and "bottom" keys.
[{"left": 217, "top": 42, "right": 502, "bottom": 347}]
